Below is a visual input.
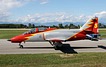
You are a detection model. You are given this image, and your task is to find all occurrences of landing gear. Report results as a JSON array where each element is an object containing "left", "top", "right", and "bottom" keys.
[
  {"left": 49, "top": 41, "right": 63, "bottom": 50},
  {"left": 19, "top": 43, "right": 23, "bottom": 48}
]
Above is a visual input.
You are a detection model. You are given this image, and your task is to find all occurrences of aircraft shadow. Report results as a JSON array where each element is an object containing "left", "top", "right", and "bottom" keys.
[
  {"left": 58, "top": 44, "right": 98, "bottom": 54},
  {"left": 22, "top": 47, "right": 54, "bottom": 49},
  {"left": 57, "top": 44, "right": 78, "bottom": 54},
  {"left": 72, "top": 47, "right": 98, "bottom": 49},
  {"left": 22, "top": 46, "right": 97, "bottom": 49},
  {"left": 22, "top": 45, "right": 77, "bottom": 54},
  {"left": 22, "top": 44, "right": 98, "bottom": 54},
  {"left": 98, "top": 45, "right": 106, "bottom": 50}
]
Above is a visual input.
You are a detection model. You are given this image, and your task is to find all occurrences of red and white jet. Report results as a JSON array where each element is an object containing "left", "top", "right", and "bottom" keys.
[{"left": 8, "top": 17, "right": 100, "bottom": 49}]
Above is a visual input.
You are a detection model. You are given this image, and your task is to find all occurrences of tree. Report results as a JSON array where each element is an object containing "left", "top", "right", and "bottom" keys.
[
  {"left": 58, "top": 23, "right": 64, "bottom": 28},
  {"left": 32, "top": 24, "right": 35, "bottom": 28},
  {"left": 64, "top": 24, "right": 69, "bottom": 28},
  {"left": 99, "top": 23, "right": 106, "bottom": 28},
  {"left": 28, "top": 23, "right": 32, "bottom": 28}
]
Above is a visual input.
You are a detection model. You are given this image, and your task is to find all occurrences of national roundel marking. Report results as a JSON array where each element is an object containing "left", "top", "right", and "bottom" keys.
[{"left": 94, "top": 23, "right": 98, "bottom": 28}]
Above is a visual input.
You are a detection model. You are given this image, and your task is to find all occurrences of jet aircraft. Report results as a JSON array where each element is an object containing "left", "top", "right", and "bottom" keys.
[{"left": 8, "top": 17, "right": 100, "bottom": 49}]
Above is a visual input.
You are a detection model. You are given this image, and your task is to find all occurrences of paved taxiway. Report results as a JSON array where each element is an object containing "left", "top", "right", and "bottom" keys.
[{"left": 0, "top": 39, "right": 106, "bottom": 54}]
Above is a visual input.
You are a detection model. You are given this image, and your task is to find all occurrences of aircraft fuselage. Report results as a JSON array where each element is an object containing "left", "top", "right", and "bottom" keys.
[{"left": 26, "top": 29, "right": 85, "bottom": 42}]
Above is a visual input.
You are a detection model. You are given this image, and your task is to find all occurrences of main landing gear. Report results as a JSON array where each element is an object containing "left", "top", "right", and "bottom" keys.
[
  {"left": 19, "top": 43, "right": 23, "bottom": 48},
  {"left": 49, "top": 41, "right": 63, "bottom": 50}
]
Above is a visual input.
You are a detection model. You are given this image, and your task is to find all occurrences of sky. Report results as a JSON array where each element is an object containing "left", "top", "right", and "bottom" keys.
[{"left": 0, "top": 0, "right": 106, "bottom": 24}]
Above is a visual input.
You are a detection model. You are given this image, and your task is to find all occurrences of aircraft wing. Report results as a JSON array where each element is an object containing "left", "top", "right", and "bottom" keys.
[
  {"left": 44, "top": 32, "right": 73, "bottom": 41},
  {"left": 45, "top": 38, "right": 66, "bottom": 41}
]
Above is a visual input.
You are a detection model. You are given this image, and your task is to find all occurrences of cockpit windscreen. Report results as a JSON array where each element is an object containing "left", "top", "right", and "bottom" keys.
[{"left": 23, "top": 27, "right": 47, "bottom": 34}]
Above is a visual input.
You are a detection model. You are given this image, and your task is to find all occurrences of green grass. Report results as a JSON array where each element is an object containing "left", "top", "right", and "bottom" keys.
[
  {"left": 0, "top": 53, "right": 106, "bottom": 67},
  {"left": 0, "top": 30, "right": 28, "bottom": 39},
  {"left": 99, "top": 30, "right": 106, "bottom": 38},
  {"left": 0, "top": 29, "right": 105, "bottom": 39}
]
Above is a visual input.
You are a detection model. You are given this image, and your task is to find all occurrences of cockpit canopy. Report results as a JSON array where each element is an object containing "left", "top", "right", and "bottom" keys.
[{"left": 23, "top": 27, "right": 47, "bottom": 34}]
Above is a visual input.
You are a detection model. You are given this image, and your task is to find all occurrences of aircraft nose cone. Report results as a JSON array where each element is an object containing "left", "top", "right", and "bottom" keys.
[
  {"left": 7, "top": 39, "right": 11, "bottom": 41},
  {"left": 8, "top": 35, "right": 28, "bottom": 43},
  {"left": 7, "top": 37, "right": 17, "bottom": 43}
]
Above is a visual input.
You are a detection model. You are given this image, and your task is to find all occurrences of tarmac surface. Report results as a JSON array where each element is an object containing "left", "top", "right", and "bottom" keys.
[{"left": 0, "top": 39, "right": 106, "bottom": 54}]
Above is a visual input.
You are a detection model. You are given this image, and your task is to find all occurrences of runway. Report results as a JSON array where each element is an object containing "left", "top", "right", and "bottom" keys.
[{"left": 0, "top": 39, "right": 106, "bottom": 54}]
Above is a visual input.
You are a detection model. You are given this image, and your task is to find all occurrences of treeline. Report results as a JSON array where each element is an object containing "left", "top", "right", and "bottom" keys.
[
  {"left": 0, "top": 23, "right": 106, "bottom": 28},
  {"left": 99, "top": 23, "right": 106, "bottom": 28},
  {"left": 0, "top": 24, "right": 27, "bottom": 28},
  {"left": 52, "top": 23, "right": 78, "bottom": 29},
  {"left": 0, "top": 23, "right": 79, "bottom": 29}
]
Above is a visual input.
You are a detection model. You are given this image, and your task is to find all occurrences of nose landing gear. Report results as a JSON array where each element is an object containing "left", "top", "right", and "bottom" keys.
[{"left": 19, "top": 43, "right": 23, "bottom": 48}]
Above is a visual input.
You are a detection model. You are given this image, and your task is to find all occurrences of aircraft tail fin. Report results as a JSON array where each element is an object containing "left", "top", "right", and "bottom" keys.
[{"left": 80, "top": 17, "right": 98, "bottom": 34}]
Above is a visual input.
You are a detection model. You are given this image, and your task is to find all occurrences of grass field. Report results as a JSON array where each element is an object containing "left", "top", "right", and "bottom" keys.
[
  {"left": 0, "top": 29, "right": 105, "bottom": 39},
  {"left": 0, "top": 53, "right": 106, "bottom": 67},
  {"left": 0, "top": 30, "right": 28, "bottom": 39},
  {"left": 99, "top": 30, "right": 106, "bottom": 38}
]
